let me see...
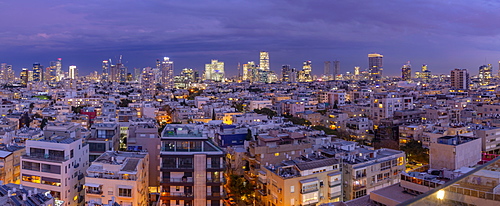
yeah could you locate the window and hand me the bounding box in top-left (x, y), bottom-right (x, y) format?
top-left (70, 150), bottom-right (74, 158)
top-left (22, 161), bottom-right (40, 171)
top-left (118, 188), bottom-right (132, 197)
top-left (42, 164), bottom-right (61, 174)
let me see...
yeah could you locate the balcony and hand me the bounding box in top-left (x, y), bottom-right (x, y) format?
top-left (161, 177), bottom-right (193, 183)
top-left (78, 173), bottom-right (84, 180)
top-left (23, 153), bottom-right (69, 162)
top-left (329, 180), bottom-right (341, 187)
top-left (301, 187), bottom-right (318, 194)
top-left (257, 189), bottom-right (267, 196)
top-left (329, 192), bottom-right (341, 199)
top-left (86, 189), bottom-right (103, 195)
top-left (206, 178), bottom-right (223, 184)
top-left (87, 173), bottom-right (137, 181)
top-left (163, 192), bottom-right (193, 197)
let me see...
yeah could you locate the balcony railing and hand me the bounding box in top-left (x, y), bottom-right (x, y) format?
top-left (87, 173), bottom-right (137, 181)
top-left (329, 180), bottom-right (341, 187)
top-left (301, 187), bottom-right (318, 194)
top-left (23, 153), bottom-right (69, 162)
top-left (161, 177), bottom-right (193, 183)
top-left (163, 192), bottom-right (193, 197)
top-left (329, 192), bottom-right (341, 199)
top-left (86, 189), bottom-right (103, 195)
top-left (206, 178), bottom-right (223, 183)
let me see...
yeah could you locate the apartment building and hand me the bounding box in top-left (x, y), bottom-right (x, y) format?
top-left (320, 140), bottom-right (406, 201)
top-left (259, 156), bottom-right (342, 206)
top-left (370, 93), bottom-right (413, 124)
top-left (0, 145), bottom-right (25, 184)
top-left (89, 123), bottom-right (120, 161)
top-left (20, 136), bottom-right (89, 206)
top-left (430, 135), bottom-right (481, 170)
top-left (85, 151), bottom-right (149, 206)
top-left (159, 124), bottom-right (225, 206)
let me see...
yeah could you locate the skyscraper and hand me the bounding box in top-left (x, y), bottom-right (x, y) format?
top-left (205, 60), bottom-right (224, 82)
top-left (451, 68), bottom-right (469, 90)
top-left (324, 61), bottom-right (331, 80)
top-left (259, 51), bottom-right (269, 71)
top-left (32, 62), bottom-right (43, 82)
top-left (117, 56), bottom-right (127, 83)
top-left (0, 63), bottom-right (14, 84)
top-left (479, 64), bottom-right (492, 86)
top-left (368, 53), bottom-right (383, 81)
top-left (298, 60), bottom-right (312, 82)
top-left (160, 57), bottom-right (174, 89)
top-left (333, 60), bottom-right (340, 80)
top-left (243, 61), bottom-right (257, 82)
top-left (401, 61), bottom-right (411, 81)
top-left (282, 65), bottom-right (291, 82)
top-left (102, 60), bottom-right (110, 82)
top-left (20, 68), bottom-right (28, 85)
top-left (55, 58), bottom-right (62, 81)
top-left (69, 65), bottom-right (78, 79)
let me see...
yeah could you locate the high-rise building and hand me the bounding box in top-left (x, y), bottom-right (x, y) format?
top-left (324, 61), bottom-right (331, 80)
top-left (32, 63), bottom-right (44, 82)
top-left (354, 66), bottom-right (360, 76)
top-left (141, 67), bottom-right (156, 96)
top-left (401, 61), bottom-right (412, 81)
top-left (160, 57), bottom-right (174, 89)
top-left (450, 68), bottom-right (469, 90)
top-left (259, 51), bottom-right (269, 71)
top-left (298, 60), bottom-right (312, 82)
top-left (102, 60), bottom-right (110, 82)
top-left (333, 60), bottom-right (340, 80)
top-left (479, 64), bottom-right (492, 86)
top-left (117, 56), bottom-right (127, 83)
top-left (69, 65), bottom-right (77, 79)
top-left (282, 64), bottom-right (291, 82)
top-left (368, 53), bottom-right (383, 81)
top-left (54, 58), bottom-right (62, 81)
top-left (205, 60), bottom-right (224, 82)
top-left (159, 124), bottom-right (225, 206)
top-left (0, 63), bottom-right (14, 84)
top-left (243, 61), bottom-right (257, 82)
top-left (20, 68), bottom-right (28, 85)
top-left (420, 64), bottom-right (431, 82)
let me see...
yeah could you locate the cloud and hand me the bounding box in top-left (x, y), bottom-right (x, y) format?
top-left (0, 0), bottom-right (499, 75)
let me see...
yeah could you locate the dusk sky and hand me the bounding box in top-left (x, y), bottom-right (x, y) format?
top-left (1, 0), bottom-right (500, 76)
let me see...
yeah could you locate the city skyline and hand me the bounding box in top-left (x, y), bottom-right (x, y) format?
top-left (1, 1), bottom-right (500, 76)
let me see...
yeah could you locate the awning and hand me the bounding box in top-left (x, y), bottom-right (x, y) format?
top-left (84, 183), bottom-right (101, 188)
top-left (118, 185), bottom-right (134, 189)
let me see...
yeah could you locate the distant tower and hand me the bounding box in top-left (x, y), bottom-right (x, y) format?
top-left (451, 68), bottom-right (469, 90)
top-left (102, 60), bottom-right (110, 82)
top-left (401, 61), bottom-right (411, 81)
top-left (205, 60), bottom-right (224, 82)
top-left (161, 57), bottom-right (174, 89)
top-left (32, 63), bottom-right (44, 82)
top-left (479, 64), bottom-right (492, 86)
top-left (324, 61), bottom-right (331, 80)
top-left (259, 51), bottom-right (269, 71)
top-left (69, 65), bottom-right (78, 79)
top-left (333, 60), bottom-right (340, 80)
top-left (243, 61), bottom-right (257, 82)
top-left (117, 56), bottom-right (127, 83)
top-left (0, 63), bottom-right (14, 84)
top-left (20, 68), bottom-right (28, 85)
top-left (55, 58), bottom-right (62, 81)
top-left (299, 60), bottom-right (312, 82)
top-left (354, 66), bottom-right (360, 76)
top-left (368, 53), bottom-right (383, 81)
top-left (282, 65), bottom-right (291, 82)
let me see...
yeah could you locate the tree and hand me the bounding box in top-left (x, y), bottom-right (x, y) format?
top-left (286, 117), bottom-right (311, 126)
top-left (254, 108), bottom-right (277, 119)
top-left (118, 99), bottom-right (132, 107)
top-left (212, 108), bottom-right (216, 120)
top-left (333, 100), bottom-right (339, 109)
top-left (400, 139), bottom-right (429, 164)
top-left (40, 118), bottom-right (48, 130)
top-left (245, 129), bottom-right (253, 141)
top-left (227, 174), bottom-right (254, 204)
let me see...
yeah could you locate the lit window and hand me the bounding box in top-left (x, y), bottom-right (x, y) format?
top-left (274, 153), bottom-right (279, 157)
